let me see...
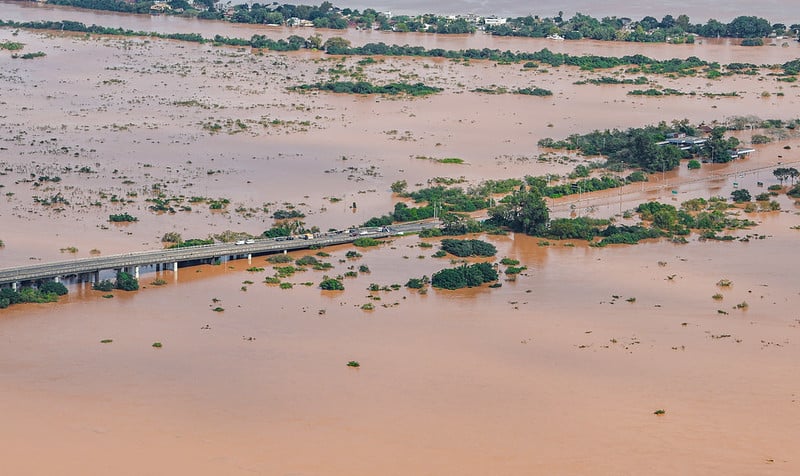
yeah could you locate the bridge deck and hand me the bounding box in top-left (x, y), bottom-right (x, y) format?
top-left (0, 222), bottom-right (437, 285)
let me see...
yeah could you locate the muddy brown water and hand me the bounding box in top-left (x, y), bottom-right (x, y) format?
top-left (1, 6), bottom-right (800, 475)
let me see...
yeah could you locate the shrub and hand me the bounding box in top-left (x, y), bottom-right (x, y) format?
top-left (626, 171), bottom-right (648, 182)
top-left (353, 237), bottom-right (381, 247)
top-left (92, 280), bottom-right (114, 292)
top-left (267, 254), bottom-right (294, 263)
top-left (406, 278), bottom-right (425, 289)
top-left (687, 159), bottom-right (701, 170)
top-left (39, 280), bottom-right (68, 296)
top-left (171, 238), bottom-right (213, 248)
top-left (505, 266), bottom-right (527, 275)
top-left (390, 180), bottom-right (407, 193)
top-left (754, 192), bottom-right (770, 201)
top-left (345, 250), bottom-right (362, 258)
top-left (731, 189), bottom-right (751, 203)
top-left (500, 258), bottom-right (520, 266)
top-left (320, 278), bottom-right (345, 290)
top-left (419, 228), bottom-right (442, 238)
top-left (161, 232), bottom-right (183, 243)
top-left (115, 271), bottom-right (139, 291)
top-left (295, 255), bottom-right (321, 266)
top-left (108, 213), bottom-right (138, 222)
top-left (279, 282), bottom-right (293, 289)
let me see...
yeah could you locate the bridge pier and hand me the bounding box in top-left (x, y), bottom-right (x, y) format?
top-left (134, 266), bottom-right (140, 279)
top-left (247, 253), bottom-right (252, 264)
top-left (12, 282), bottom-right (18, 291)
top-left (54, 276), bottom-right (60, 283)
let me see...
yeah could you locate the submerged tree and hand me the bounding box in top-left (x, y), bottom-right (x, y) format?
top-left (487, 185), bottom-right (549, 235)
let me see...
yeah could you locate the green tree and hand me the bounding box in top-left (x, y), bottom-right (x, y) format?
top-left (731, 189), bottom-right (751, 203)
top-left (39, 280), bottom-right (68, 296)
top-left (774, 167), bottom-right (790, 185)
top-left (323, 37), bottom-right (351, 54)
top-left (115, 271), bottom-right (139, 291)
top-left (488, 186), bottom-right (549, 235)
top-left (319, 278), bottom-right (344, 290)
top-left (390, 180), bottom-right (407, 193)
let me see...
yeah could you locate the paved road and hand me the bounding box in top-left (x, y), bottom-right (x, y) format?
top-left (0, 221), bottom-right (439, 286)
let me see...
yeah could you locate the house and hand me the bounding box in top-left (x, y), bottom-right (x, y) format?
top-left (657, 133), bottom-right (707, 150)
top-left (484, 16), bottom-right (507, 26)
top-left (150, 2), bottom-right (172, 13)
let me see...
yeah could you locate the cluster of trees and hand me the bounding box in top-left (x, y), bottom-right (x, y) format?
top-left (539, 175), bottom-right (625, 198)
top-left (169, 238), bottom-right (214, 248)
top-left (701, 128), bottom-right (741, 163)
top-left (431, 263), bottom-right (498, 290)
top-left (0, 281), bottom-right (68, 309)
top-left (0, 19), bottom-right (205, 43)
top-left (439, 239), bottom-right (497, 257)
top-left (489, 12), bottom-right (787, 42)
top-left (636, 200), bottom-right (755, 234)
top-left (108, 212), bottom-right (137, 222)
top-left (93, 271), bottom-right (140, 291)
top-left (363, 186), bottom-right (493, 228)
top-left (538, 123), bottom-right (745, 171)
top-left (225, 1), bottom-right (348, 28)
top-left (324, 39), bottom-right (714, 75)
top-left (291, 81), bottom-right (442, 96)
top-left (773, 167), bottom-right (800, 185)
top-left (487, 186), bottom-right (550, 236)
top-left (48, 0), bottom-right (159, 14)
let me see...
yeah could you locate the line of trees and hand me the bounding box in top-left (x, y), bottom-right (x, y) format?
top-left (489, 13), bottom-right (787, 42)
top-left (0, 281), bottom-right (69, 309)
top-left (8, 19), bottom-right (800, 79)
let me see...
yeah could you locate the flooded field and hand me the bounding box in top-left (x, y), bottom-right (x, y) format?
top-left (1, 4), bottom-right (800, 475)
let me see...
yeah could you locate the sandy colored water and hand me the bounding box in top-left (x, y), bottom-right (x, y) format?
top-left (2, 228), bottom-right (800, 475)
top-left (2, 5), bottom-right (800, 475)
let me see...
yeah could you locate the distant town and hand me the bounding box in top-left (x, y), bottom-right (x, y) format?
top-left (40, 0), bottom-right (800, 43)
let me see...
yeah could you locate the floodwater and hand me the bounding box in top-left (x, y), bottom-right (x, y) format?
top-left (2, 4), bottom-right (800, 475)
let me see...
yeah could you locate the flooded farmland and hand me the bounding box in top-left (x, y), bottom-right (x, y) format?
top-left (1, 3), bottom-right (800, 475)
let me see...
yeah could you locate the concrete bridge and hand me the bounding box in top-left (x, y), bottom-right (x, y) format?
top-left (0, 222), bottom-right (438, 290)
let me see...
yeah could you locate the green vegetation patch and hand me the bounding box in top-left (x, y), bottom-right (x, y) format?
top-left (440, 239), bottom-right (497, 257)
top-left (431, 263), bottom-right (499, 290)
top-left (291, 81), bottom-right (442, 97)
